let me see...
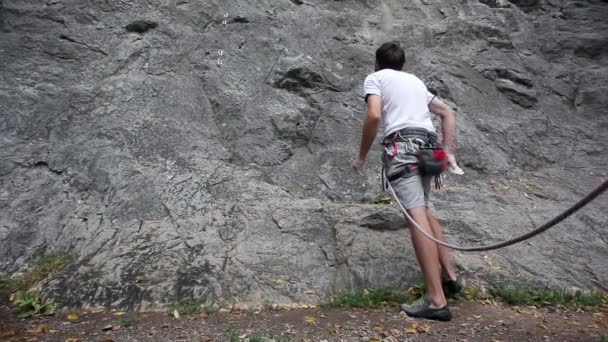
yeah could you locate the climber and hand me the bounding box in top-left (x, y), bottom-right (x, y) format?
top-left (352, 41), bottom-right (464, 321)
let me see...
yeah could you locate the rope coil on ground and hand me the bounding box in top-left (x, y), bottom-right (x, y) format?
top-left (385, 176), bottom-right (608, 252)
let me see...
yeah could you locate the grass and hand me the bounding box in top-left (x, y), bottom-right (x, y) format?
top-left (321, 288), bottom-right (418, 309)
top-left (120, 317), bottom-right (140, 327)
top-left (0, 277), bottom-right (18, 290)
top-left (320, 282), bottom-right (608, 310)
top-left (172, 302), bottom-right (202, 316)
top-left (1, 252), bottom-right (71, 292)
top-left (225, 326), bottom-right (240, 342)
top-left (372, 195), bottom-right (392, 205)
top-left (12, 290), bottom-right (55, 318)
top-left (488, 285), bottom-right (608, 308)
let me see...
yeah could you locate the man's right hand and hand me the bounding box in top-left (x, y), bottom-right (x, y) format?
top-left (352, 159), bottom-right (366, 174)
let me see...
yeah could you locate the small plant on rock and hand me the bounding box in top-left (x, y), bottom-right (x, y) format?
top-left (12, 290), bottom-right (55, 318)
top-left (172, 301), bottom-right (202, 316)
top-left (225, 326), bottom-right (240, 342)
top-left (120, 317), bottom-right (140, 327)
top-left (3, 252), bottom-right (71, 292)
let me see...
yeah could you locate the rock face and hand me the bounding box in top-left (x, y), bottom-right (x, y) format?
top-left (0, 0), bottom-right (607, 309)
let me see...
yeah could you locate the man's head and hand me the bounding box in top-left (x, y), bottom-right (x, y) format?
top-left (374, 41), bottom-right (405, 71)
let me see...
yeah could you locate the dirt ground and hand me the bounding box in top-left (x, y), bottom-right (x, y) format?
top-left (1, 293), bottom-right (607, 342)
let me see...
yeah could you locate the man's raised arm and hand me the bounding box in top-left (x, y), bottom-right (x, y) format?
top-left (429, 97), bottom-right (456, 155)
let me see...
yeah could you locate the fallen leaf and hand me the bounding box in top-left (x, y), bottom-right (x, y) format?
top-left (481, 299), bottom-right (497, 306)
top-left (274, 278), bottom-right (285, 285)
top-left (372, 326), bottom-right (383, 333)
top-left (114, 312), bottom-right (126, 316)
top-left (98, 339), bottom-right (114, 342)
top-left (31, 324), bottom-right (50, 334)
top-left (473, 315), bottom-right (482, 319)
top-left (65, 338), bottom-right (80, 342)
top-left (101, 325), bottom-right (113, 331)
top-left (0, 330), bottom-right (16, 338)
top-left (67, 313), bottom-right (79, 320)
top-left (405, 326), bottom-right (418, 334)
top-left (9, 293), bottom-right (15, 302)
top-left (304, 316), bottom-right (316, 324)
top-left (417, 324), bottom-right (431, 333)
top-left (304, 289), bottom-right (316, 295)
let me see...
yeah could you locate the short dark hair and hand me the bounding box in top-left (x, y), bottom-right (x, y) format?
top-left (375, 41), bottom-right (405, 71)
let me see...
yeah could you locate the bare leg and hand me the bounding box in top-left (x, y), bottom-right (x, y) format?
top-left (406, 206), bottom-right (447, 307)
top-left (427, 210), bottom-right (457, 281)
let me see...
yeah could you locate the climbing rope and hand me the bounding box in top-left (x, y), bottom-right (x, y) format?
top-left (385, 175), bottom-right (608, 252)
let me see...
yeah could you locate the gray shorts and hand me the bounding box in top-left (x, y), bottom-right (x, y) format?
top-left (390, 173), bottom-right (432, 210)
top-left (382, 134), bottom-right (434, 210)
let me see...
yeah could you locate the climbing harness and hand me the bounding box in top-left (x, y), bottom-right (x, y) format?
top-left (382, 128), bottom-right (446, 190)
top-left (382, 129), bottom-right (608, 252)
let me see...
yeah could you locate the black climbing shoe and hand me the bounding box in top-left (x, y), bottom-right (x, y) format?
top-left (400, 297), bottom-right (452, 322)
top-left (443, 279), bottom-right (463, 298)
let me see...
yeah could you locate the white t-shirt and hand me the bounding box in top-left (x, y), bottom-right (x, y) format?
top-left (363, 69), bottom-right (436, 137)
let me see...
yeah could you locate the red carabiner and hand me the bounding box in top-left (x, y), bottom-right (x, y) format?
top-left (389, 141), bottom-right (398, 157)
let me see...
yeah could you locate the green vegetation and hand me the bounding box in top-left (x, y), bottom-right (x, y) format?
top-left (172, 302), bottom-right (202, 316)
top-left (1, 252), bottom-right (71, 292)
top-left (12, 290), bottom-right (55, 318)
top-left (372, 196), bottom-right (392, 205)
top-left (203, 303), bottom-right (221, 315)
top-left (1, 252), bottom-right (70, 319)
top-left (120, 317), bottom-right (140, 327)
top-left (321, 288), bottom-right (417, 309)
top-left (488, 285), bottom-right (608, 308)
top-left (0, 276), bottom-right (18, 290)
top-left (225, 326), bottom-right (240, 342)
top-left (320, 282), bottom-right (607, 310)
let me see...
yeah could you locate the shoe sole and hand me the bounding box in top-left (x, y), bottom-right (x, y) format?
top-left (401, 306), bottom-right (452, 322)
top-left (405, 311), bottom-right (452, 322)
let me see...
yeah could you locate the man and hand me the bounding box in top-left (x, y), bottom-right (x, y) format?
top-left (352, 41), bottom-right (462, 321)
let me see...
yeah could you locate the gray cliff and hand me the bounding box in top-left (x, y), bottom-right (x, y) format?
top-left (0, 0), bottom-right (606, 310)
